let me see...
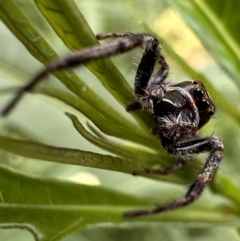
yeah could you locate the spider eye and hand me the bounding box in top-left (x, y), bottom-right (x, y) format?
top-left (209, 110), bottom-right (215, 116)
top-left (200, 99), bottom-right (210, 109)
top-left (194, 88), bottom-right (205, 98)
top-left (193, 80), bottom-right (198, 85)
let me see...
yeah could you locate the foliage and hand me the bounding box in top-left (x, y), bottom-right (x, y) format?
top-left (0, 0), bottom-right (239, 240)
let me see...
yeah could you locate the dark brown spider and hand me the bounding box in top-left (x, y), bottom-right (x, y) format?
top-left (1, 32), bottom-right (224, 217)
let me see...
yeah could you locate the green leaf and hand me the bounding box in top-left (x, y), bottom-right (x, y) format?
top-left (0, 166), bottom-right (239, 241)
top-left (164, 0), bottom-right (240, 88)
top-left (0, 135), bottom-right (139, 173)
top-left (0, 165), bottom-right (148, 241)
top-left (65, 112), bottom-right (168, 162)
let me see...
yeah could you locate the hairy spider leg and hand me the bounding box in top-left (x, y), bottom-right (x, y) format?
top-left (2, 33), bottom-right (157, 116)
top-left (97, 33), bottom-right (169, 85)
top-left (96, 32), bottom-right (135, 40)
top-left (124, 34), bottom-right (170, 111)
top-left (134, 36), bottom-right (167, 96)
top-left (124, 136), bottom-right (223, 217)
top-left (97, 32), bottom-right (169, 96)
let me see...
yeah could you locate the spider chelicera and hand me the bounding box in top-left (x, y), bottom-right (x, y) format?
top-left (1, 32), bottom-right (224, 217)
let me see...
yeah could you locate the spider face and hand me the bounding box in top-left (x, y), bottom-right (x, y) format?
top-left (173, 80), bottom-right (215, 129)
top-left (1, 32), bottom-right (224, 218)
top-left (149, 80), bottom-right (215, 143)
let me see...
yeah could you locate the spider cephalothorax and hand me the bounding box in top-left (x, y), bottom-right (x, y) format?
top-left (151, 80), bottom-right (215, 142)
top-left (1, 32), bottom-right (224, 217)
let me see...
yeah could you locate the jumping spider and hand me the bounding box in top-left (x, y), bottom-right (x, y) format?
top-left (2, 32), bottom-right (224, 217)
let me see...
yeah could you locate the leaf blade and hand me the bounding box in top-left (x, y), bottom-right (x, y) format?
top-left (165, 0), bottom-right (240, 87)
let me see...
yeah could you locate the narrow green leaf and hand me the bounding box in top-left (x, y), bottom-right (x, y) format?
top-left (65, 112), bottom-right (131, 157)
top-left (0, 135), bottom-right (139, 173)
top-left (210, 174), bottom-right (240, 211)
top-left (65, 112), bottom-right (169, 163)
top-left (165, 0), bottom-right (240, 88)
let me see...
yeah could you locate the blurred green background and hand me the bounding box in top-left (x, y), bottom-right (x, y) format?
top-left (0, 0), bottom-right (240, 241)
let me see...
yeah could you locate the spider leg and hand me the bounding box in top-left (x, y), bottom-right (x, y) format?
top-left (126, 34), bottom-right (169, 111)
top-left (97, 32), bottom-right (168, 112)
top-left (124, 136), bottom-right (223, 217)
top-left (1, 33), bottom-right (157, 116)
top-left (96, 32), bottom-right (135, 40)
top-left (133, 136), bottom-right (215, 175)
top-left (97, 30), bottom-right (168, 89)
top-left (134, 36), bottom-right (168, 96)
top-left (148, 54), bottom-right (169, 87)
